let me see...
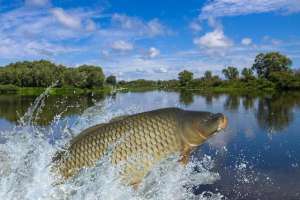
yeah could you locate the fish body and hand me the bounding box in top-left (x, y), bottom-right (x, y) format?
top-left (53, 107), bottom-right (227, 185)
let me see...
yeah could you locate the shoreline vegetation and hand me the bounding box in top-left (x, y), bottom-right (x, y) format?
top-left (0, 52), bottom-right (299, 96)
top-left (0, 85), bottom-right (112, 96)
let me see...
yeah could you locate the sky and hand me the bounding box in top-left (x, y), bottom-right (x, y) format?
top-left (0, 0), bottom-right (299, 80)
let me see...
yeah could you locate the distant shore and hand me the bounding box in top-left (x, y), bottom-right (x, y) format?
top-left (0, 85), bottom-right (112, 96)
top-left (1, 52), bottom-right (299, 96)
top-left (0, 83), bottom-right (275, 96)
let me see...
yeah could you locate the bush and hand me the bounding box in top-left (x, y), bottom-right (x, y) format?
top-left (269, 71), bottom-right (300, 89)
top-left (0, 60), bottom-right (105, 89)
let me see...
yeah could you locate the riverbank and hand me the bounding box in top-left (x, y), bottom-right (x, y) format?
top-left (117, 80), bottom-right (277, 96)
top-left (0, 83), bottom-right (276, 96)
top-left (0, 84), bottom-right (112, 96)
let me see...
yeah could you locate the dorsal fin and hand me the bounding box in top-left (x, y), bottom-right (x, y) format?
top-left (109, 115), bottom-right (130, 123)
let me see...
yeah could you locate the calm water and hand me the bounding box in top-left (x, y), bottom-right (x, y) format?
top-left (0, 90), bottom-right (299, 200)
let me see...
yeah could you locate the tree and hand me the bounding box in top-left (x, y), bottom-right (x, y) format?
top-left (76, 65), bottom-right (105, 88)
top-left (241, 68), bottom-right (254, 80)
top-left (0, 61), bottom-right (105, 89)
top-left (222, 66), bottom-right (239, 80)
top-left (178, 70), bottom-right (193, 87)
top-left (200, 71), bottom-right (222, 87)
top-left (268, 71), bottom-right (300, 89)
top-left (204, 70), bottom-right (212, 80)
top-left (252, 52), bottom-right (292, 79)
top-left (106, 75), bottom-right (117, 86)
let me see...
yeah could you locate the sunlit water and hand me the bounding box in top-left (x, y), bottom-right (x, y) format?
top-left (0, 90), bottom-right (300, 199)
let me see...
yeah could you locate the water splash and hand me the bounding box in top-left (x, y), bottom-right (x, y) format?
top-left (0, 89), bottom-right (224, 200)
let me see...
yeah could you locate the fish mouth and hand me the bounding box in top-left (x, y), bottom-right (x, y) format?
top-left (217, 114), bottom-right (228, 131)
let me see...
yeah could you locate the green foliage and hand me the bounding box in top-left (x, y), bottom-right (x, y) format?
top-left (0, 60), bottom-right (64, 87)
top-left (0, 85), bottom-right (18, 94)
top-left (204, 70), bottom-right (212, 80)
top-left (241, 68), bottom-right (254, 80)
top-left (222, 66), bottom-right (239, 80)
top-left (268, 71), bottom-right (300, 89)
top-left (0, 60), bottom-right (105, 89)
top-left (157, 79), bottom-right (179, 88)
top-left (77, 65), bottom-right (105, 88)
top-left (191, 73), bottom-right (222, 88)
top-left (178, 70), bottom-right (193, 87)
top-left (118, 79), bottom-right (158, 90)
top-left (255, 78), bottom-right (276, 90)
top-left (252, 52), bottom-right (292, 79)
top-left (106, 75), bottom-right (117, 86)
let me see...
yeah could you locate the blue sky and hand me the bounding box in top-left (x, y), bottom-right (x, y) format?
top-left (0, 0), bottom-right (299, 80)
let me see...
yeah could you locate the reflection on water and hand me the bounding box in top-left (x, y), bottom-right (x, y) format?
top-left (178, 90), bottom-right (300, 133)
top-left (0, 94), bottom-right (105, 126)
top-left (179, 90), bottom-right (194, 106)
top-left (256, 93), bottom-right (300, 132)
top-left (1, 91), bottom-right (299, 132)
top-left (224, 95), bottom-right (240, 111)
top-left (242, 95), bottom-right (254, 111)
top-left (0, 90), bottom-right (300, 199)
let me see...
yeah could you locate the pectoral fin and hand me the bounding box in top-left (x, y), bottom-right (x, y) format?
top-left (179, 145), bottom-right (192, 165)
top-left (131, 181), bottom-right (141, 190)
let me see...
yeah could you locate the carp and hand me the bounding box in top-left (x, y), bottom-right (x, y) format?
top-left (52, 107), bottom-right (227, 186)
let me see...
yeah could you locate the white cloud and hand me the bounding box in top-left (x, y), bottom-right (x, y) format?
top-left (241, 38), bottom-right (252, 45)
top-left (0, 2), bottom-right (172, 63)
top-left (193, 29), bottom-right (233, 49)
top-left (112, 14), bottom-right (141, 29)
top-left (101, 50), bottom-right (110, 57)
top-left (0, 37), bottom-right (77, 58)
top-left (135, 67), bottom-right (147, 73)
top-left (200, 0), bottom-right (300, 19)
top-left (111, 14), bottom-right (168, 37)
top-left (154, 67), bottom-right (168, 73)
top-left (111, 40), bottom-right (133, 51)
top-left (51, 8), bottom-right (81, 29)
top-left (147, 19), bottom-right (166, 36)
top-left (263, 36), bottom-right (282, 46)
top-left (148, 47), bottom-right (160, 58)
top-left (85, 19), bottom-right (96, 32)
top-left (189, 21), bottom-right (202, 32)
top-left (0, 8), bottom-right (83, 59)
top-left (25, 0), bottom-right (49, 7)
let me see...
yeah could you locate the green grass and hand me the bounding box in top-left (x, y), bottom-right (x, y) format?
top-left (0, 84), bottom-right (19, 94)
top-left (0, 79), bottom-right (281, 96)
top-left (118, 83), bottom-right (276, 95)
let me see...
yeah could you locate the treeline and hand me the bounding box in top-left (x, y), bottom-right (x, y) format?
top-left (119, 52), bottom-right (300, 91)
top-left (0, 52), bottom-right (299, 93)
top-left (0, 60), bottom-right (110, 89)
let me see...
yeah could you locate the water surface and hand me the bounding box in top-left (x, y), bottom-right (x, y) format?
top-left (0, 91), bottom-right (299, 200)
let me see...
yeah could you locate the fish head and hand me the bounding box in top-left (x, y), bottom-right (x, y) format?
top-left (181, 111), bottom-right (228, 146)
top-left (198, 113), bottom-right (228, 136)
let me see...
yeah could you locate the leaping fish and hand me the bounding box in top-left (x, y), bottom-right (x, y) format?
top-left (52, 107), bottom-right (228, 186)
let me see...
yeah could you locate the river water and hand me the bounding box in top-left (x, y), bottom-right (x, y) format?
top-left (0, 90), bottom-right (299, 200)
